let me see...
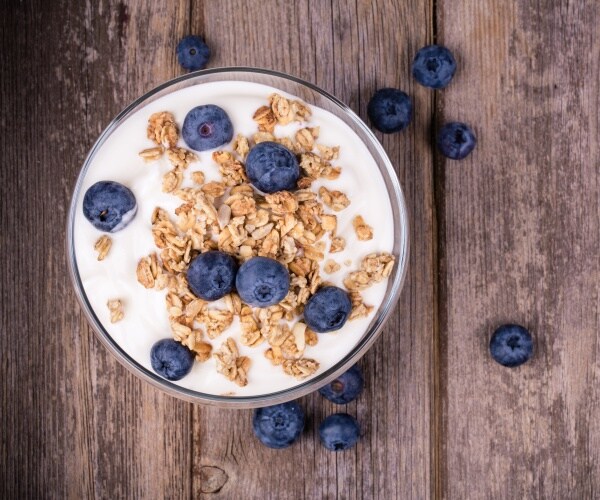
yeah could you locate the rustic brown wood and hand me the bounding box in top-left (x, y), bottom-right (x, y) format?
top-left (1, 1), bottom-right (193, 498)
top-left (193, 1), bottom-right (436, 498)
top-left (438, 1), bottom-right (600, 498)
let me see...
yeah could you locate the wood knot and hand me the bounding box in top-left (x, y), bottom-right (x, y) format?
top-left (199, 465), bottom-right (228, 494)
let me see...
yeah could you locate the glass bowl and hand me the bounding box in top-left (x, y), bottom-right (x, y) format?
top-left (66, 67), bottom-right (409, 408)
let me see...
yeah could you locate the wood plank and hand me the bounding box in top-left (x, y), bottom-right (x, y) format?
top-left (438, 0), bottom-right (600, 498)
top-left (0, 1), bottom-right (193, 498)
top-left (193, 1), bottom-right (436, 498)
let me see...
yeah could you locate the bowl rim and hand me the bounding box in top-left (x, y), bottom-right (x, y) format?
top-left (66, 66), bottom-right (409, 408)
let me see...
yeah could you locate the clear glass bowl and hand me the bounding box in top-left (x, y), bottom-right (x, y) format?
top-left (66, 67), bottom-right (409, 408)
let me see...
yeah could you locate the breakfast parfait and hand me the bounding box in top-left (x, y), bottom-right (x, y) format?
top-left (72, 80), bottom-right (396, 397)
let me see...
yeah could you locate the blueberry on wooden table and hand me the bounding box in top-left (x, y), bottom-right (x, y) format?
top-left (83, 180), bottom-right (137, 232)
top-left (235, 256), bottom-right (290, 308)
top-left (186, 251), bottom-right (238, 301)
top-left (319, 413), bottom-right (360, 451)
top-left (244, 141), bottom-right (299, 193)
top-left (489, 324), bottom-right (533, 367)
top-left (176, 35), bottom-right (211, 71)
top-left (182, 104), bottom-right (233, 152)
top-left (437, 122), bottom-right (477, 160)
top-left (367, 88), bottom-right (412, 133)
top-left (412, 44), bottom-right (457, 89)
top-left (303, 286), bottom-right (352, 333)
top-left (150, 339), bottom-right (195, 381)
top-left (319, 365), bottom-right (364, 404)
top-left (253, 402), bottom-right (305, 449)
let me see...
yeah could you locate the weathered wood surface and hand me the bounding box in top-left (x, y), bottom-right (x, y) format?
top-left (438, 0), bottom-right (600, 499)
top-left (1, 0), bottom-right (599, 498)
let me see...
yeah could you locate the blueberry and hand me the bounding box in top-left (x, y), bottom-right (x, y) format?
top-left (367, 88), bottom-right (412, 134)
top-left (82, 180), bottom-right (137, 232)
top-left (412, 45), bottom-right (457, 89)
top-left (437, 122), bottom-right (477, 160)
top-left (489, 324), bottom-right (533, 367)
top-left (176, 35), bottom-right (211, 71)
top-left (319, 413), bottom-right (360, 451)
top-left (318, 365), bottom-right (364, 404)
top-left (235, 256), bottom-right (290, 308)
top-left (253, 401), bottom-right (305, 449)
top-left (182, 105), bottom-right (233, 152)
top-left (150, 338), bottom-right (195, 381)
top-left (187, 251), bottom-right (237, 301)
top-left (303, 286), bottom-right (351, 333)
top-left (245, 142), bottom-right (299, 193)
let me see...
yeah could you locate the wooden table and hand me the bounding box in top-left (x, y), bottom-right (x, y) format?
top-left (2, 0), bottom-right (599, 498)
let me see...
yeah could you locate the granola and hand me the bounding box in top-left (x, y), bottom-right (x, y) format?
top-left (127, 96), bottom-right (396, 389)
top-left (94, 235), bottom-right (112, 261)
top-left (107, 299), bottom-right (124, 323)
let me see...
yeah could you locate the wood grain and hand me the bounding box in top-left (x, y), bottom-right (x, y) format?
top-left (193, 1), bottom-right (436, 498)
top-left (438, 0), bottom-right (600, 498)
top-left (1, 1), bottom-right (193, 498)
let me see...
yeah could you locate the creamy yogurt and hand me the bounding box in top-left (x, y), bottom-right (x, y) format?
top-left (73, 81), bottom-right (394, 396)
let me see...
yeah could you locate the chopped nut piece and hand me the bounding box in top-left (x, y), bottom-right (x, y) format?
top-left (330, 236), bottom-right (346, 253)
top-left (353, 215), bottom-right (374, 241)
top-left (232, 134), bottom-right (250, 159)
top-left (217, 204), bottom-right (232, 229)
top-left (94, 235), bottom-right (112, 261)
top-left (139, 146), bottom-right (164, 161)
top-left (136, 254), bottom-right (160, 288)
top-left (282, 358), bottom-right (319, 379)
top-left (265, 191), bottom-right (298, 214)
top-left (107, 299), bottom-right (124, 323)
top-left (214, 338), bottom-right (250, 387)
top-left (200, 309), bottom-right (234, 339)
top-left (319, 186), bottom-right (350, 211)
top-left (344, 252), bottom-right (396, 291)
top-left (320, 214), bottom-right (337, 233)
top-left (253, 105), bottom-right (277, 133)
top-left (202, 181), bottom-right (227, 198)
top-left (147, 111), bottom-right (179, 148)
top-left (162, 169), bottom-right (183, 193)
top-left (292, 322), bottom-right (307, 353)
top-left (269, 93), bottom-right (294, 125)
top-left (191, 171), bottom-right (205, 185)
top-left (317, 144), bottom-right (340, 161)
top-left (324, 259), bottom-right (341, 274)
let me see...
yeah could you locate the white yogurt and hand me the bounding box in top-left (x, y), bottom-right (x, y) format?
top-left (73, 81), bottom-right (394, 396)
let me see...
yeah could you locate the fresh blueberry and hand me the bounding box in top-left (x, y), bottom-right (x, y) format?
top-left (437, 122), bottom-right (477, 160)
top-left (318, 365), bottom-right (364, 404)
top-left (489, 324), bottom-right (533, 367)
top-left (176, 35), bottom-right (211, 71)
top-left (235, 256), bottom-right (290, 308)
top-left (150, 338), bottom-right (195, 381)
top-left (82, 180), bottom-right (137, 232)
top-left (253, 401), bottom-right (305, 449)
top-left (412, 45), bottom-right (457, 89)
top-left (182, 105), bottom-right (233, 152)
top-left (319, 413), bottom-right (360, 451)
top-left (367, 88), bottom-right (412, 134)
top-left (187, 251), bottom-right (237, 301)
top-left (245, 141), bottom-right (299, 193)
top-left (303, 286), bottom-right (352, 333)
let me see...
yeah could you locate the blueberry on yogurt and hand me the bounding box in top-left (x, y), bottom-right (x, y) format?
top-left (150, 338), bottom-right (195, 381)
top-left (236, 256), bottom-right (290, 308)
top-left (303, 286), bottom-right (352, 333)
top-left (187, 251), bottom-right (238, 301)
top-left (182, 104), bottom-right (233, 152)
top-left (82, 180), bottom-right (137, 232)
top-left (253, 402), bottom-right (305, 449)
top-left (245, 141), bottom-right (299, 193)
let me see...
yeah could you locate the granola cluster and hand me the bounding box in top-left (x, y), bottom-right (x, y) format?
top-left (133, 93), bottom-right (395, 388)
